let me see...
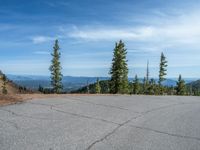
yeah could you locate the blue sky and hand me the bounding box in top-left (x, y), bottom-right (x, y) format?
top-left (0, 0), bottom-right (200, 78)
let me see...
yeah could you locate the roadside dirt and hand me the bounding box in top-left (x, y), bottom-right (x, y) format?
top-left (0, 94), bottom-right (55, 106)
top-left (0, 94), bottom-right (23, 106)
top-left (0, 94), bottom-right (108, 106)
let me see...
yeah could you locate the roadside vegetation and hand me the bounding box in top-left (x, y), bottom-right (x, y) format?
top-left (70, 40), bottom-right (198, 96)
top-left (1, 39), bottom-right (200, 96)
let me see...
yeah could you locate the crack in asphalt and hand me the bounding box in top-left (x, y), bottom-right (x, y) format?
top-left (0, 108), bottom-right (62, 121)
top-left (54, 97), bottom-right (140, 113)
top-left (28, 102), bottom-right (54, 108)
top-left (52, 108), bottom-right (120, 125)
top-left (85, 118), bottom-right (134, 150)
top-left (84, 101), bottom-right (200, 150)
top-left (142, 101), bottom-right (200, 115)
top-left (63, 98), bottom-right (134, 113)
top-left (26, 101), bottom-right (139, 126)
top-left (30, 99), bottom-right (131, 112)
top-left (0, 105), bottom-right (121, 126)
top-left (130, 125), bottom-right (200, 141)
top-left (28, 102), bottom-right (127, 125)
top-left (0, 118), bottom-right (19, 129)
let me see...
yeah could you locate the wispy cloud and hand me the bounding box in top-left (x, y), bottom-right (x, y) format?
top-left (33, 51), bottom-right (50, 55)
top-left (68, 26), bottom-right (154, 41)
top-left (32, 36), bottom-right (56, 44)
top-left (67, 9), bottom-right (200, 47)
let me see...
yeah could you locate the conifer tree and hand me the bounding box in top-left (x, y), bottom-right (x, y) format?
top-left (2, 74), bottom-right (7, 94)
top-left (143, 77), bottom-right (147, 94)
top-left (176, 75), bottom-right (185, 95)
top-left (86, 80), bottom-right (90, 94)
top-left (38, 85), bottom-right (44, 93)
top-left (148, 78), bottom-right (156, 95)
top-left (49, 40), bottom-right (63, 94)
top-left (95, 78), bottom-right (101, 94)
top-left (133, 75), bottom-right (140, 94)
top-left (144, 61), bottom-right (150, 94)
top-left (158, 52), bottom-right (167, 94)
top-left (110, 40), bottom-right (129, 94)
top-left (146, 60), bottom-right (149, 85)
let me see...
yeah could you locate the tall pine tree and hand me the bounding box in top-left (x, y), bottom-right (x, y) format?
top-left (158, 52), bottom-right (167, 94)
top-left (145, 60), bottom-right (150, 94)
top-left (49, 40), bottom-right (63, 94)
top-left (176, 74), bottom-right (185, 95)
top-left (110, 40), bottom-right (129, 94)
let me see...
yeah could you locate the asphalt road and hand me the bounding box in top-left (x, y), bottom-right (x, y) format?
top-left (0, 95), bottom-right (200, 150)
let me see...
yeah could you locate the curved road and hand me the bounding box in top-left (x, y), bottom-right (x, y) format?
top-left (0, 95), bottom-right (200, 150)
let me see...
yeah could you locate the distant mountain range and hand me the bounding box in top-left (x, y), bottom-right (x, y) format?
top-left (7, 75), bottom-right (109, 92)
top-left (7, 75), bottom-right (198, 92)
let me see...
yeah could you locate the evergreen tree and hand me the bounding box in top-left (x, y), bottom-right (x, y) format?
top-left (146, 60), bottom-right (149, 85)
top-left (143, 77), bottom-right (147, 94)
top-left (176, 75), bottom-right (185, 95)
top-left (148, 78), bottom-right (156, 95)
top-left (2, 74), bottom-right (7, 94)
top-left (49, 40), bottom-right (63, 93)
top-left (38, 85), bottom-right (44, 93)
top-left (86, 79), bottom-right (90, 94)
top-left (144, 61), bottom-right (150, 94)
top-left (95, 78), bottom-right (101, 94)
top-left (133, 75), bottom-right (140, 94)
top-left (158, 52), bottom-right (168, 94)
top-left (109, 40), bottom-right (129, 94)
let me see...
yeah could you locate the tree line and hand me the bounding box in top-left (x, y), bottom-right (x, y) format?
top-left (47, 39), bottom-right (189, 95)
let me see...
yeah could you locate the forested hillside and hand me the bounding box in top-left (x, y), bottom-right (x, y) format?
top-left (187, 80), bottom-right (200, 95)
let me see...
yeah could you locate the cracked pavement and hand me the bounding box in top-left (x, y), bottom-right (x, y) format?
top-left (0, 95), bottom-right (200, 150)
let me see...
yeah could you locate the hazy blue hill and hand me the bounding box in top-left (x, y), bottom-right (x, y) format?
top-left (6, 75), bottom-right (197, 92)
top-left (7, 75), bottom-right (109, 92)
top-left (7, 75), bottom-right (50, 81)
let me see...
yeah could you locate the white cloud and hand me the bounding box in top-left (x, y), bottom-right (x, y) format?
top-left (33, 51), bottom-right (50, 55)
top-left (67, 9), bottom-right (200, 48)
top-left (68, 26), bottom-right (154, 41)
top-left (32, 36), bottom-right (55, 44)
